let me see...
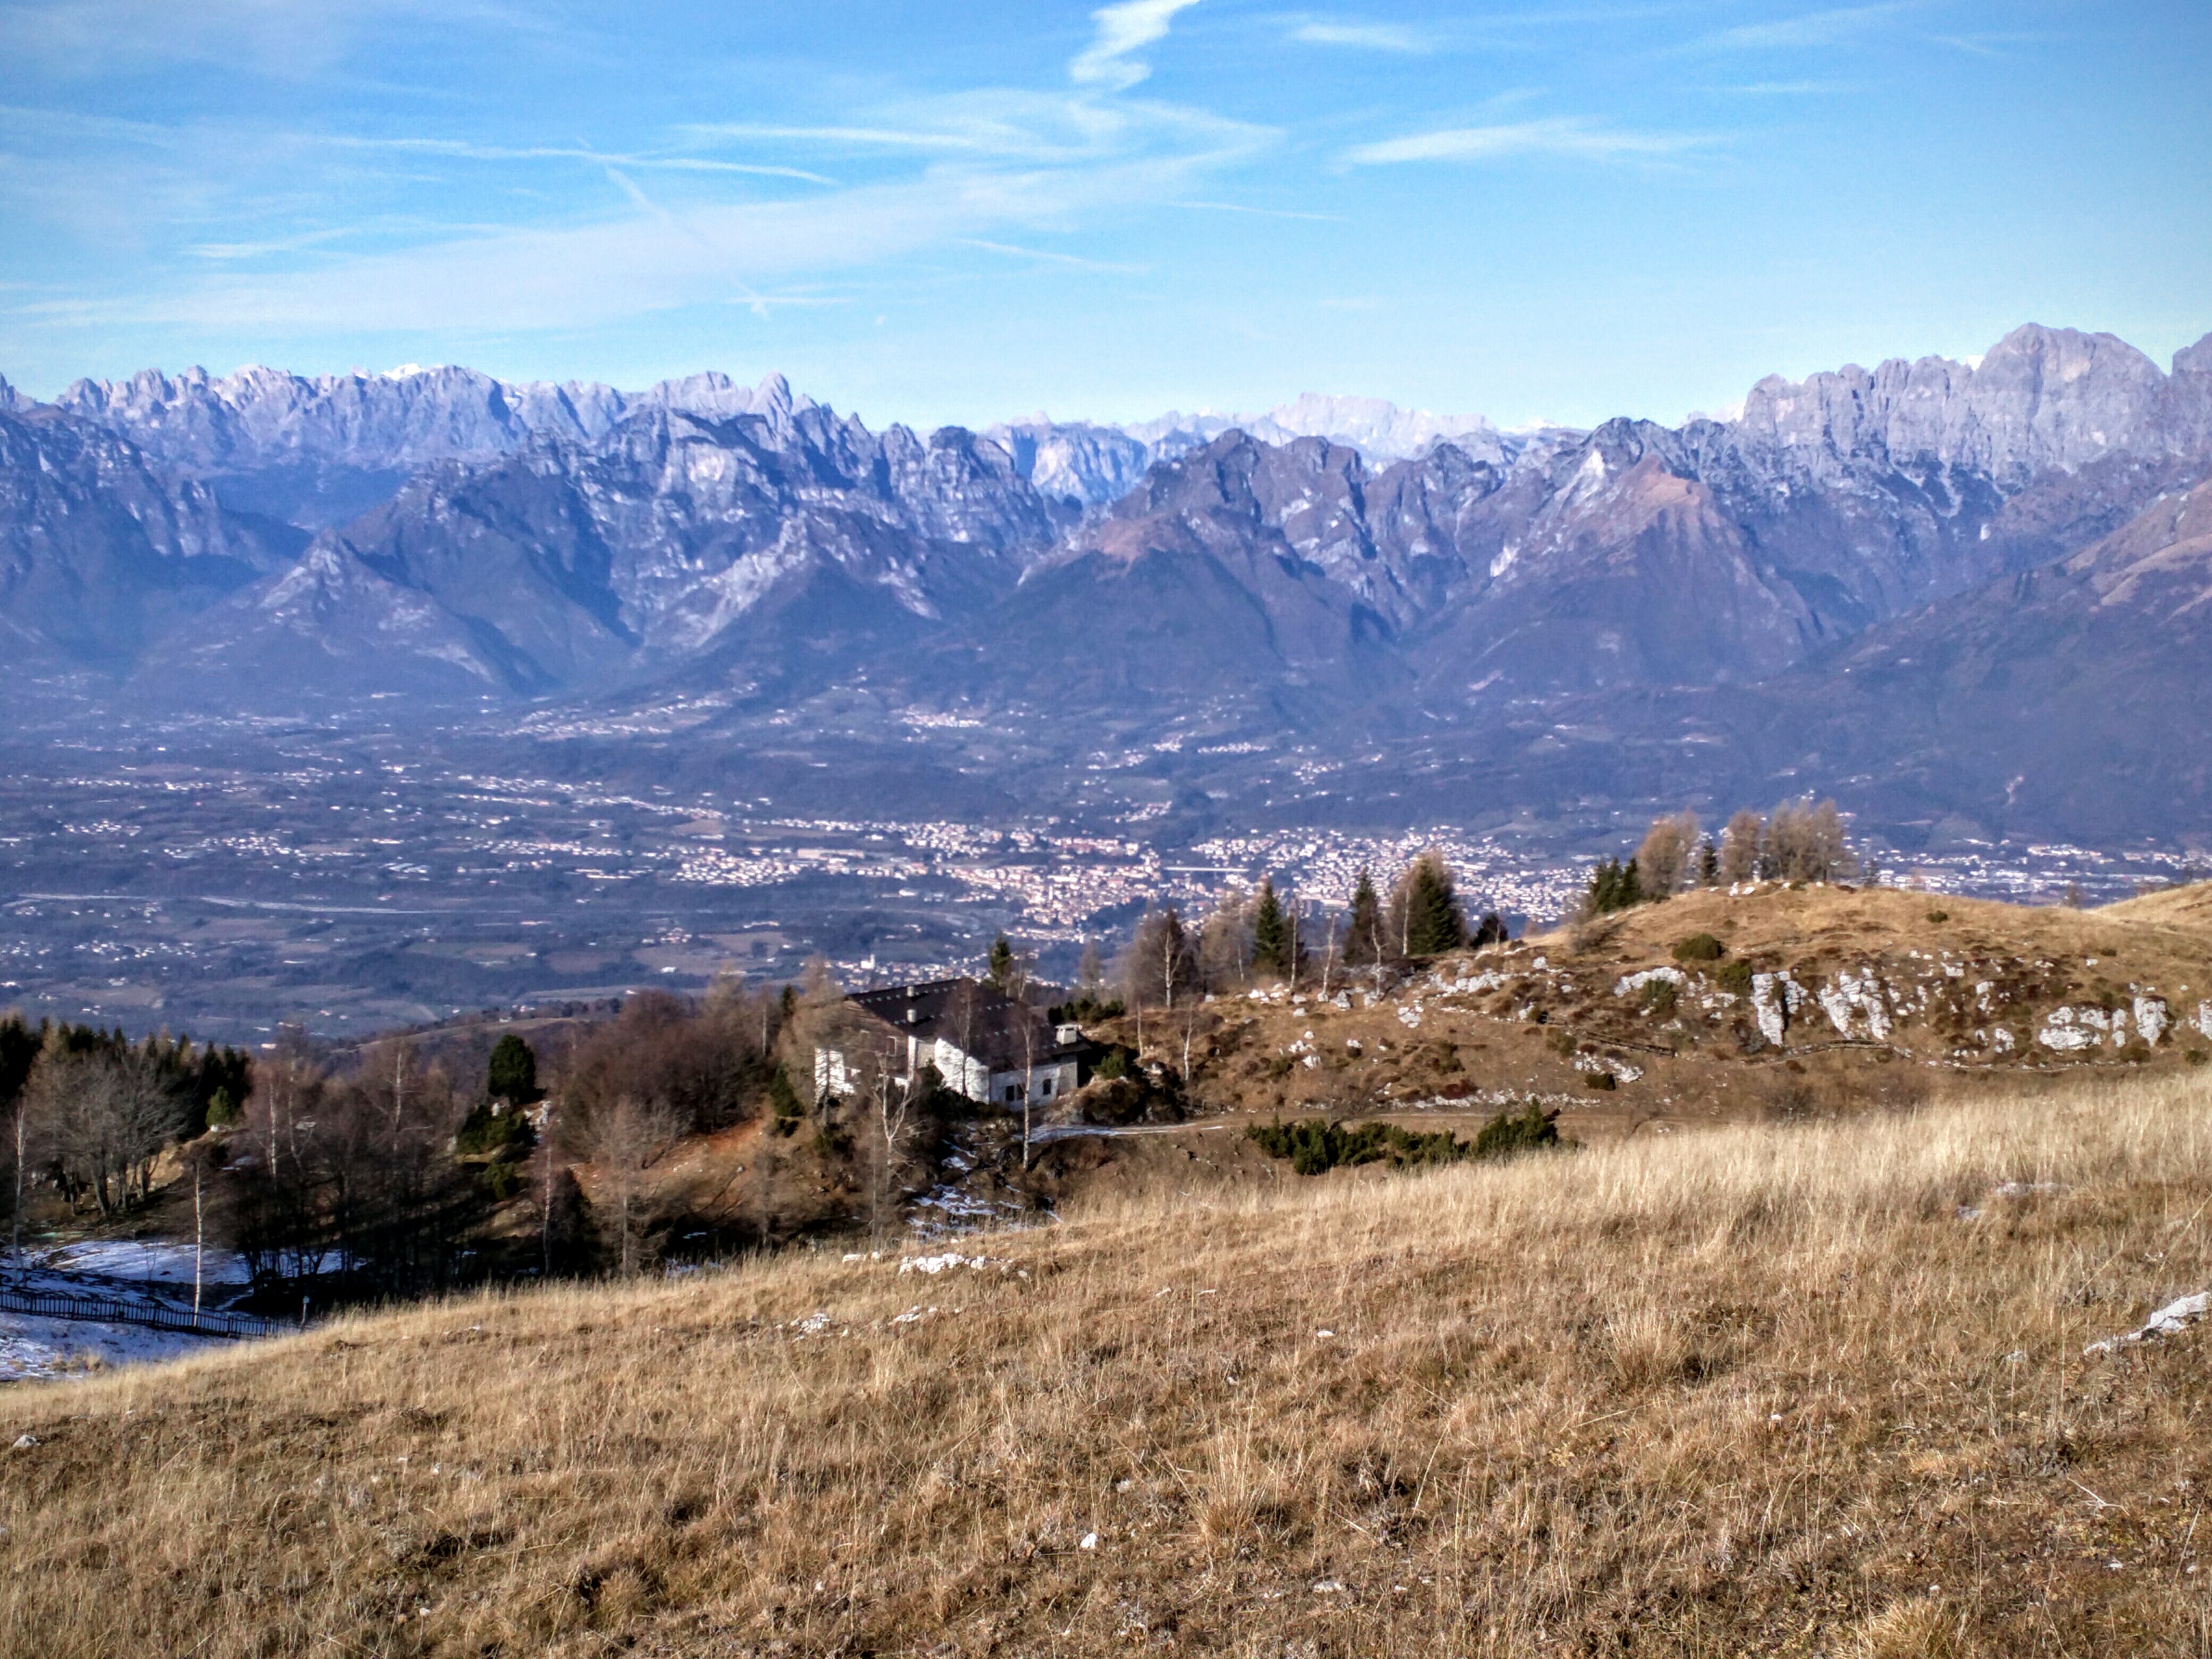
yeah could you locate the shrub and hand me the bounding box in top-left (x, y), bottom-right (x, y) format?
top-left (1672, 933), bottom-right (1725, 962)
top-left (1717, 959), bottom-right (1755, 995)
top-left (2184, 1049), bottom-right (2208, 1067)
top-left (1640, 979), bottom-right (1679, 1018)
top-left (205, 1086), bottom-right (241, 1127)
top-left (767, 1065), bottom-right (803, 1136)
top-left (1248, 1104), bottom-right (1559, 1175)
top-left (456, 1102), bottom-right (534, 1157)
top-left (1926, 909), bottom-right (1950, 924)
top-left (1472, 1102), bottom-right (1561, 1158)
top-left (1546, 1028), bottom-right (1578, 1058)
top-left (1050, 995), bottom-right (1125, 1024)
top-left (480, 1161), bottom-right (522, 1201)
top-left (1092, 1046), bottom-right (1134, 1082)
top-left (1582, 1071), bottom-right (1616, 1091)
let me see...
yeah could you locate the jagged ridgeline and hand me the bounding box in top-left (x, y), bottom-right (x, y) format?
top-left (4, 324), bottom-right (2212, 837)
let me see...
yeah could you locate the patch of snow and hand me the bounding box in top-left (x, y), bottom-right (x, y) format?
top-left (898, 1252), bottom-right (1003, 1275)
top-left (29, 1239), bottom-right (252, 1286)
top-left (1, 1313), bottom-right (224, 1383)
top-left (2086, 1290), bottom-right (2211, 1355)
top-left (2134, 996), bottom-right (2170, 1046)
top-left (1397, 1003), bottom-right (1422, 1028)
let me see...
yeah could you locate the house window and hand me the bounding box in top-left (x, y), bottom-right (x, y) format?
top-left (1040, 1077), bottom-right (1053, 1098)
top-left (1005, 1083), bottom-right (1023, 1103)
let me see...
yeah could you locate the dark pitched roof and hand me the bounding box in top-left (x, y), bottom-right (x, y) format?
top-left (846, 978), bottom-right (1080, 1071)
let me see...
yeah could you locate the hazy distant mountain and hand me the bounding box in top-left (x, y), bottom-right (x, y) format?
top-left (983, 418), bottom-right (1155, 512)
top-left (1746, 467), bottom-right (2212, 839)
top-left (154, 400), bottom-right (1066, 701)
top-left (47, 364), bottom-right (825, 532)
top-left (11, 321), bottom-right (2212, 847)
top-left (1117, 394), bottom-right (1516, 465)
top-left (0, 404), bottom-right (295, 673)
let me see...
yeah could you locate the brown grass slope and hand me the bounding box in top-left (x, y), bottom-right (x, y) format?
top-left (1129, 883), bottom-right (2212, 1139)
top-left (8, 1075), bottom-right (2212, 1655)
top-left (2105, 879), bottom-right (2212, 934)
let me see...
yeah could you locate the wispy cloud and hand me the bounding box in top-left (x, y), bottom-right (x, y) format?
top-left (1346, 117), bottom-right (1704, 166)
top-left (1292, 20), bottom-right (1429, 52)
top-left (677, 123), bottom-right (990, 154)
top-left (1674, 3), bottom-right (1909, 54)
top-left (1930, 30), bottom-right (2062, 57)
top-left (1070, 0), bottom-right (1203, 92)
top-left (1169, 198), bottom-right (1344, 222)
top-left (317, 135), bottom-right (837, 186)
top-left (1709, 80), bottom-right (1858, 95)
top-left (953, 238), bottom-right (1147, 273)
top-left (33, 93), bottom-right (1275, 336)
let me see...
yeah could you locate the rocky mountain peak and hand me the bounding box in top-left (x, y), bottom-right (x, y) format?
top-left (1732, 323), bottom-right (2195, 489)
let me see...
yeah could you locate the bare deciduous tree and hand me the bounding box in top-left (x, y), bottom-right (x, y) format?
top-left (578, 1094), bottom-right (682, 1276)
top-left (1720, 809), bottom-right (1765, 885)
top-left (1635, 812), bottom-right (1700, 899)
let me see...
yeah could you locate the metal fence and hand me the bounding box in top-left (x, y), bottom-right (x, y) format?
top-left (0, 1281), bottom-right (287, 1340)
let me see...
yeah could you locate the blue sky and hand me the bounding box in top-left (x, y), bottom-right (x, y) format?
top-left (2, 1), bottom-right (2207, 430)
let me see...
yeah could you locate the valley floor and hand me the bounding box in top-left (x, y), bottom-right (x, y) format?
top-left (5, 1076), bottom-right (2212, 1655)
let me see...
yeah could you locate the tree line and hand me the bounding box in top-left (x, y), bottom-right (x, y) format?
top-left (1583, 799), bottom-right (1857, 917)
top-left (1105, 850), bottom-right (1508, 1011)
top-left (1, 1017), bottom-right (254, 1252)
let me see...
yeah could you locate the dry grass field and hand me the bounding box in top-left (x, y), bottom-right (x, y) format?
top-left (7, 1072), bottom-right (2212, 1656)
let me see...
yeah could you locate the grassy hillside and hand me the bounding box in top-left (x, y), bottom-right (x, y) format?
top-left (1111, 882), bottom-right (2212, 1145)
top-left (6, 1073), bottom-right (2212, 1655)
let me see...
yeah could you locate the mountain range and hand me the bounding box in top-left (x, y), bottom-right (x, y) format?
top-left (4, 323), bottom-right (2210, 845)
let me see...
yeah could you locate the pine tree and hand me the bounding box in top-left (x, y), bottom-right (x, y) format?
top-left (987, 935), bottom-right (1015, 991)
top-left (487, 1034), bottom-right (539, 1105)
top-left (1586, 857), bottom-right (1648, 916)
top-left (1587, 858), bottom-right (1619, 915)
top-left (1698, 839), bottom-right (1720, 886)
top-left (1344, 868), bottom-right (1382, 966)
top-left (1250, 877), bottom-right (1291, 978)
top-left (1400, 852), bottom-right (1468, 957)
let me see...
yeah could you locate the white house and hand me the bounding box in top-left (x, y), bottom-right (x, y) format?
top-left (814, 977), bottom-right (1086, 1110)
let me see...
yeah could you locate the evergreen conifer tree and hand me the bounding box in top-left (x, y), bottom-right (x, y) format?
top-left (1344, 868), bottom-right (1382, 966)
top-left (1250, 877), bottom-right (1291, 978)
top-left (1401, 852), bottom-right (1468, 956)
top-left (487, 1034), bottom-right (540, 1105)
top-left (987, 935), bottom-right (1015, 991)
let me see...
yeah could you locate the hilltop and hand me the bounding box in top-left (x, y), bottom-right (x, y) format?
top-left (1049, 882), bottom-right (2212, 1163)
top-left (5, 1074), bottom-right (2210, 1654)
